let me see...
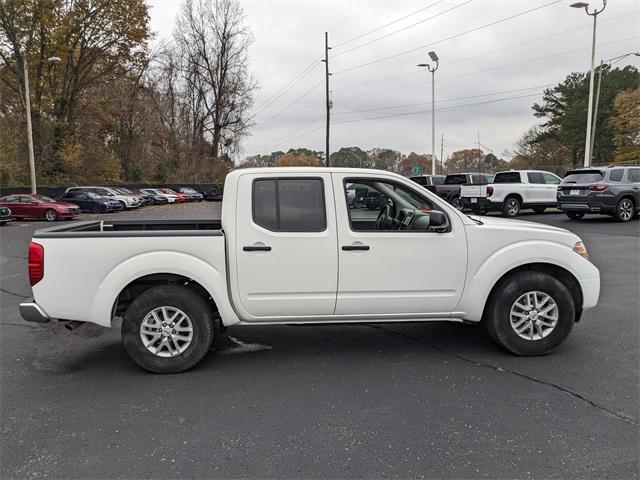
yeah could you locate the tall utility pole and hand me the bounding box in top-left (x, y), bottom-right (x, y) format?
top-left (570, 0), bottom-right (607, 167)
top-left (323, 32), bottom-right (331, 167)
top-left (440, 133), bottom-right (444, 174)
top-left (418, 51), bottom-right (439, 175)
top-left (22, 55), bottom-right (36, 194)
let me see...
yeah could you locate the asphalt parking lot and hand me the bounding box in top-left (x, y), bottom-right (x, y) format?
top-left (1, 203), bottom-right (638, 479)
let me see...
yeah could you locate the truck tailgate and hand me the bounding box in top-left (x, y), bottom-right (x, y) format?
top-left (460, 185), bottom-right (487, 198)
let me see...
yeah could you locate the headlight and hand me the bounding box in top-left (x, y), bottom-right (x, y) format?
top-left (573, 241), bottom-right (588, 259)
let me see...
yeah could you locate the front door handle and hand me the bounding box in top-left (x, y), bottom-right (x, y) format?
top-left (243, 245), bottom-right (271, 252)
top-left (342, 245), bottom-right (370, 251)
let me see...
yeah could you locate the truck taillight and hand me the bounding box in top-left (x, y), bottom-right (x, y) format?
top-left (589, 183), bottom-right (608, 191)
top-left (28, 241), bottom-right (44, 286)
top-left (487, 186), bottom-right (494, 197)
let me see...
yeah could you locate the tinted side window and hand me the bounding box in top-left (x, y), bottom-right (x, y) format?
top-left (444, 174), bottom-right (467, 185)
top-left (494, 172), bottom-right (521, 183)
top-left (253, 178), bottom-right (326, 232)
top-left (608, 169), bottom-right (624, 182)
top-left (527, 172), bottom-right (545, 184)
top-left (253, 179), bottom-right (277, 231)
top-left (410, 176), bottom-right (427, 186)
top-left (278, 179), bottom-right (326, 232)
top-left (630, 169), bottom-right (640, 182)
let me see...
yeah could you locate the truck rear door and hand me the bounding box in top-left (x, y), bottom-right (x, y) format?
top-left (232, 172), bottom-right (338, 319)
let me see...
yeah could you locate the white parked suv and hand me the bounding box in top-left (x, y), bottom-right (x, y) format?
top-left (66, 186), bottom-right (142, 210)
top-left (461, 170), bottom-right (562, 217)
top-left (21, 167), bottom-right (599, 373)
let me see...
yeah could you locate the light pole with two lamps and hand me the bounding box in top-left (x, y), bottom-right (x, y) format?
top-left (570, 0), bottom-right (607, 167)
top-left (418, 51), bottom-right (439, 176)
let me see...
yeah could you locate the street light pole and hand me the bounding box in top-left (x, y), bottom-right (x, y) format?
top-left (418, 50), bottom-right (439, 176)
top-left (571, 0), bottom-right (607, 168)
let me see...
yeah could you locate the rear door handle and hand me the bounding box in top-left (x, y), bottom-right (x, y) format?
top-left (243, 245), bottom-right (271, 252)
top-left (342, 245), bottom-right (370, 251)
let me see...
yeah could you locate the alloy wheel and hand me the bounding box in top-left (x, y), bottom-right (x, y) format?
top-left (509, 291), bottom-right (558, 341)
top-left (139, 306), bottom-right (194, 357)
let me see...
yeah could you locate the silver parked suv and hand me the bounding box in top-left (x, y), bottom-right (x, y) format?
top-left (65, 186), bottom-right (143, 210)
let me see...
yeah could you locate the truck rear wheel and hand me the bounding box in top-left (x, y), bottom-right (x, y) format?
top-left (502, 197), bottom-right (521, 217)
top-left (122, 285), bottom-right (214, 373)
top-left (484, 271), bottom-right (575, 356)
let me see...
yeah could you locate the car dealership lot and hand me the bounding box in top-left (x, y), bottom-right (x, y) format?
top-left (1, 204), bottom-right (638, 478)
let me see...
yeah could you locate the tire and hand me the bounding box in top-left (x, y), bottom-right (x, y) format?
top-left (119, 200), bottom-right (127, 210)
top-left (532, 206), bottom-right (546, 214)
top-left (92, 203), bottom-right (104, 213)
top-left (122, 285), bottom-right (215, 373)
top-left (44, 209), bottom-right (58, 222)
top-left (566, 212), bottom-right (584, 220)
top-left (502, 196), bottom-right (521, 217)
top-left (450, 195), bottom-right (462, 210)
top-left (614, 197), bottom-right (635, 222)
top-left (484, 271), bottom-right (575, 356)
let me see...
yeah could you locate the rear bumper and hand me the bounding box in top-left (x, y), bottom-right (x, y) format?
top-left (461, 197), bottom-right (500, 210)
top-left (19, 299), bottom-right (51, 323)
top-left (559, 201), bottom-right (616, 214)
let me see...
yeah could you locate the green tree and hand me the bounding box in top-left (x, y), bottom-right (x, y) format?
top-left (330, 146), bottom-right (368, 168)
top-left (532, 66), bottom-right (640, 165)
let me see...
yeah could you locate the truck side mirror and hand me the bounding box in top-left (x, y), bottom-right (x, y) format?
top-left (429, 211), bottom-right (448, 230)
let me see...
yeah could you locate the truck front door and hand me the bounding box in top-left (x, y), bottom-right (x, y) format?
top-left (332, 173), bottom-right (468, 317)
top-left (232, 172), bottom-right (338, 319)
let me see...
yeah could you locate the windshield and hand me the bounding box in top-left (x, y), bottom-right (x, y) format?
top-left (562, 172), bottom-right (604, 184)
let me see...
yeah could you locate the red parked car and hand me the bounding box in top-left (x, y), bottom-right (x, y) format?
top-left (159, 188), bottom-right (188, 203)
top-left (0, 194), bottom-right (81, 221)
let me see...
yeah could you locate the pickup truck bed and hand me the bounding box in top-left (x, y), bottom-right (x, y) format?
top-left (33, 219), bottom-right (222, 237)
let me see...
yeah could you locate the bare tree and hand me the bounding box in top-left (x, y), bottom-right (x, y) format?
top-left (174, 0), bottom-right (255, 161)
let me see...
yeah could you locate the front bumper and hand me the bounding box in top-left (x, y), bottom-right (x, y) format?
top-left (19, 299), bottom-right (51, 323)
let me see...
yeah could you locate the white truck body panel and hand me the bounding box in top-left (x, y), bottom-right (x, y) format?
top-left (28, 167), bottom-right (599, 330)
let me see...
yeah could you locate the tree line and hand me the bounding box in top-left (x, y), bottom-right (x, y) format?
top-left (0, 0), bottom-right (253, 187)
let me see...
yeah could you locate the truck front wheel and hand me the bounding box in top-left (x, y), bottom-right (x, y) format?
top-left (484, 271), bottom-right (575, 356)
top-left (122, 285), bottom-right (214, 373)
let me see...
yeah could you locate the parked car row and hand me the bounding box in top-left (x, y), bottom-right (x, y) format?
top-left (410, 167), bottom-right (640, 222)
top-left (0, 185), bottom-right (223, 224)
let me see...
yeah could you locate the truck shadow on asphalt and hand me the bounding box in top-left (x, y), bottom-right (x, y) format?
top-left (26, 320), bottom-right (507, 375)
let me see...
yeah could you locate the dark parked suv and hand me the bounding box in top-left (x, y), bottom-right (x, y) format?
top-left (558, 166), bottom-right (640, 222)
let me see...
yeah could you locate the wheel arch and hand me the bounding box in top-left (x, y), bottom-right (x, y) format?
top-left (482, 263), bottom-right (583, 323)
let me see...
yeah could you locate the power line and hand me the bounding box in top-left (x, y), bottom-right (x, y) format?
top-left (333, 92), bottom-right (544, 126)
top-left (332, 0), bottom-right (473, 58)
top-left (252, 57), bottom-right (322, 118)
top-left (332, 0), bottom-right (564, 75)
top-left (333, 84), bottom-right (554, 115)
top-left (331, 9), bottom-right (637, 94)
top-left (332, 0), bottom-right (447, 49)
top-left (246, 116), bottom-right (325, 155)
top-left (254, 79), bottom-right (324, 129)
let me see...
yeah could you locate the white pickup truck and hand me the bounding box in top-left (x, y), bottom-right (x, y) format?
top-left (460, 170), bottom-right (562, 217)
top-left (20, 167), bottom-right (600, 373)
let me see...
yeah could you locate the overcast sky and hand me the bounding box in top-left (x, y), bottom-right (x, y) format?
top-left (148, 0), bottom-right (640, 160)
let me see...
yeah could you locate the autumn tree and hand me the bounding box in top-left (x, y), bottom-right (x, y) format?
top-left (398, 152), bottom-right (432, 176)
top-left (611, 89), bottom-right (640, 164)
top-left (445, 149), bottom-right (485, 172)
